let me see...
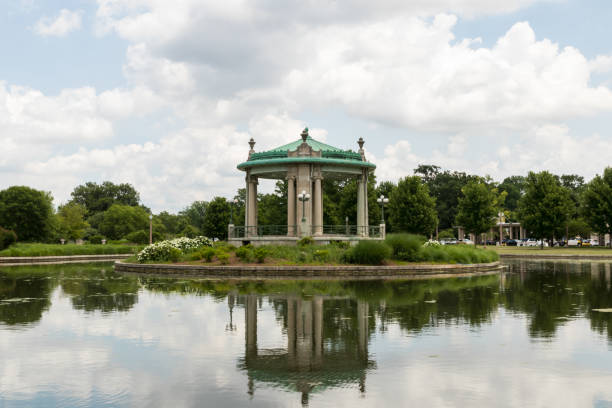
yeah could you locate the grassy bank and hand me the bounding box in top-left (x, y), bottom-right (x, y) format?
top-left (0, 243), bottom-right (142, 257)
top-left (492, 246), bottom-right (612, 256)
top-left (133, 234), bottom-right (499, 266)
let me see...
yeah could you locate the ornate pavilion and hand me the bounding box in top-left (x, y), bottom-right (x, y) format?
top-left (229, 128), bottom-right (381, 245)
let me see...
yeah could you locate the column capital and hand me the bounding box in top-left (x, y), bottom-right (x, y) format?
top-left (313, 175), bottom-right (323, 181)
top-left (286, 175), bottom-right (296, 181)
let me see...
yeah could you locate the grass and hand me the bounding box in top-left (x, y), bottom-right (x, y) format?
top-left (132, 239), bottom-right (498, 266)
top-left (492, 246), bottom-right (612, 256)
top-left (0, 243), bottom-right (142, 257)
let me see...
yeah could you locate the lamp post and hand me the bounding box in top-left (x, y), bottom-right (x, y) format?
top-left (298, 190), bottom-right (310, 222)
top-left (149, 214), bottom-right (153, 244)
top-left (377, 195), bottom-right (389, 224)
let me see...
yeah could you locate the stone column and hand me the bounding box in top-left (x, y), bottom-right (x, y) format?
top-left (287, 176), bottom-right (296, 236)
top-left (357, 174), bottom-right (365, 236)
top-left (245, 295), bottom-right (258, 357)
top-left (313, 176), bottom-right (323, 235)
top-left (247, 176), bottom-right (258, 235)
top-left (509, 225), bottom-right (513, 239)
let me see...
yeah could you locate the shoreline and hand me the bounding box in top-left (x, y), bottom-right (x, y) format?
top-left (114, 260), bottom-right (502, 280)
top-left (0, 254), bottom-right (132, 266)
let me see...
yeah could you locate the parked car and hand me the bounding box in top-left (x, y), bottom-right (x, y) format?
top-left (485, 239), bottom-right (498, 245)
top-left (440, 238), bottom-right (457, 245)
top-left (457, 239), bottom-right (474, 245)
top-left (582, 239), bottom-right (592, 247)
top-left (591, 239), bottom-right (600, 246)
top-left (567, 237), bottom-right (582, 247)
top-left (503, 239), bottom-right (518, 246)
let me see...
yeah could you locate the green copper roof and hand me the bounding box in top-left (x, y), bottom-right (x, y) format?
top-left (270, 135), bottom-right (345, 153)
top-left (238, 129), bottom-right (375, 171)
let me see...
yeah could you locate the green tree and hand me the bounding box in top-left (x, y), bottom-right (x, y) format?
top-left (388, 176), bottom-right (437, 235)
top-left (99, 204), bottom-right (149, 240)
top-left (517, 171), bottom-right (572, 248)
top-left (180, 201), bottom-right (209, 233)
top-left (414, 165), bottom-right (480, 230)
top-left (0, 186), bottom-right (54, 242)
top-left (70, 181), bottom-right (141, 216)
top-left (455, 181), bottom-right (505, 244)
top-left (498, 176), bottom-right (526, 212)
top-left (57, 203), bottom-right (90, 240)
top-left (202, 197), bottom-right (231, 240)
top-left (258, 180), bottom-right (287, 225)
top-left (582, 167), bottom-right (612, 246)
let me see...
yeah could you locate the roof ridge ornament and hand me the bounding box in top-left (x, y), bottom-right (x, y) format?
top-left (358, 137), bottom-right (365, 160)
top-left (301, 127), bottom-right (309, 142)
top-left (248, 137), bottom-right (256, 159)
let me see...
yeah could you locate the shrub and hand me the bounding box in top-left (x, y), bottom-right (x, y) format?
top-left (0, 227), bottom-right (17, 250)
top-left (345, 240), bottom-right (391, 265)
top-left (88, 234), bottom-right (104, 244)
top-left (331, 240), bottom-right (350, 249)
top-left (254, 247), bottom-right (268, 263)
top-left (214, 242), bottom-right (236, 253)
top-left (217, 252), bottom-right (230, 264)
top-left (236, 245), bottom-right (253, 262)
top-left (438, 229), bottom-right (456, 240)
top-left (136, 236), bottom-right (213, 262)
top-left (200, 247), bottom-right (216, 262)
top-left (125, 230), bottom-right (149, 244)
top-left (313, 249), bottom-right (330, 262)
top-left (298, 236), bottom-right (315, 247)
top-left (385, 233), bottom-right (425, 261)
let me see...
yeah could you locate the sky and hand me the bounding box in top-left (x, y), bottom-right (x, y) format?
top-left (2, 0), bottom-right (612, 212)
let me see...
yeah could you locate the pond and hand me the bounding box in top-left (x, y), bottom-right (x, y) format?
top-left (1, 260), bottom-right (612, 407)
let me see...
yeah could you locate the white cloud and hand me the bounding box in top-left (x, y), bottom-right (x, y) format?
top-left (34, 9), bottom-right (83, 37)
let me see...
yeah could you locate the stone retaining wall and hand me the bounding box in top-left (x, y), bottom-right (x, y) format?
top-left (114, 261), bottom-right (502, 280)
top-left (499, 254), bottom-right (612, 260)
top-left (0, 254), bottom-right (132, 266)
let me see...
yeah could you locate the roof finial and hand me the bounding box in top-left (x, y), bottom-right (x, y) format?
top-left (358, 137), bottom-right (364, 150)
top-left (301, 127), bottom-right (309, 142)
top-left (249, 138), bottom-right (255, 151)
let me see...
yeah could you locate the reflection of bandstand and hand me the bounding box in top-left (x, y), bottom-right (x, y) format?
top-left (236, 294), bottom-right (373, 406)
top-left (229, 128), bottom-right (383, 246)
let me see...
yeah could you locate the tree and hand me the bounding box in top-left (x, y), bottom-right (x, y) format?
top-left (415, 165), bottom-right (480, 230)
top-left (517, 171), bottom-right (572, 248)
top-left (57, 203), bottom-right (89, 240)
top-left (258, 180), bottom-right (287, 225)
top-left (455, 181), bottom-right (505, 244)
top-left (498, 176), bottom-right (526, 212)
top-left (321, 174), bottom-right (380, 226)
top-left (0, 186), bottom-right (54, 242)
top-left (70, 181), bottom-right (141, 216)
top-left (582, 167), bottom-right (612, 246)
top-left (180, 201), bottom-right (209, 233)
top-left (202, 197), bottom-right (231, 240)
top-left (98, 204), bottom-right (149, 240)
top-left (388, 176), bottom-right (437, 235)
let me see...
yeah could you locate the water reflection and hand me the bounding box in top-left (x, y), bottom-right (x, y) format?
top-left (238, 294), bottom-right (373, 405)
top-left (1, 261), bottom-right (612, 406)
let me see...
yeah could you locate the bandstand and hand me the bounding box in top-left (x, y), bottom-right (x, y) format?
top-left (228, 128), bottom-right (381, 245)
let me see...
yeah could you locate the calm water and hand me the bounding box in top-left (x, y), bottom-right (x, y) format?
top-left (1, 260), bottom-right (612, 407)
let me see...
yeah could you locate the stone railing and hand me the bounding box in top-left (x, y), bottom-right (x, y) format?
top-left (229, 224), bottom-right (385, 239)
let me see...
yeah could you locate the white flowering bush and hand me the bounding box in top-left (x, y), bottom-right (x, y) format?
top-left (423, 239), bottom-right (441, 247)
top-left (137, 236), bottom-right (213, 262)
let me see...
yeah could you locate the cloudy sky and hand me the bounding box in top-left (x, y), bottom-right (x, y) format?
top-left (2, 0), bottom-right (612, 212)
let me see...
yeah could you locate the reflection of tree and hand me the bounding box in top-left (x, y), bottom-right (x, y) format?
top-left (0, 263), bottom-right (140, 325)
top-left (584, 263), bottom-right (612, 339)
top-left (502, 260), bottom-right (612, 340)
top-left (0, 275), bottom-right (52, 325)
top-left (62, 276), bottom-right (139, 313)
